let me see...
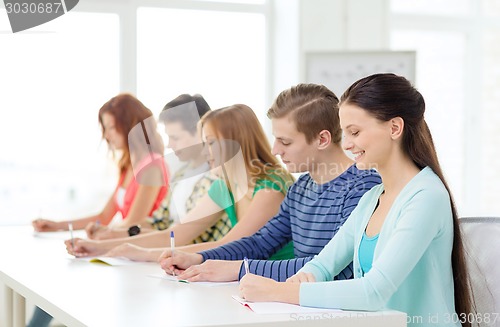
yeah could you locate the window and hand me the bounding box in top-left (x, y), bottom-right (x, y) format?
top-left (391, 0), bottom-right (470, 16)
top-left (483, 0), bottom-right (500, 16)
top-left (480, 27), bottom-right (500, 213)
top-left (390, 1), bottom-right (500, 216)
top-left (0, 10), bottom-right (119, 224)
top-left (137, 7), bottom-right (266, 122)
top-left (0, 1), bottom-right (269, 225)
top-left (390, 30), bottom-right (466, 208)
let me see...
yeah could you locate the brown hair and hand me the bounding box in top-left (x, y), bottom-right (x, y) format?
top-left (200, 104), bottom-right (293, 192)
top-left (98, 93), bottom-right (164, 175)
top-left (340, 73), bottom-right (474, 325)
top-left (267, 83), bottom-right (341, 144)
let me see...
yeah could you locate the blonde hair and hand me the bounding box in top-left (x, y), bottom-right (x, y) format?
top-left (200, 104), bottom-right (293, 192)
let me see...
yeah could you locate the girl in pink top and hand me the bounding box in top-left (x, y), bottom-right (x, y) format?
top-left (32, 93), bottom-right (169, 237)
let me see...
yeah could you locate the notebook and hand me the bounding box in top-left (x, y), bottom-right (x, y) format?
top-left (232, 295), bottom-right (342, 314)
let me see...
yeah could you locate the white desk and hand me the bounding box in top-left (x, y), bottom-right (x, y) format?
top-left (0, 226), bottom-right (407, 327)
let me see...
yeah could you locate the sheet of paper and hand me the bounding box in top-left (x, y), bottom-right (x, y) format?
top-left (149, 273), bottom-right (238, 287)
top-left (232, 295), bottom-right (342, 314)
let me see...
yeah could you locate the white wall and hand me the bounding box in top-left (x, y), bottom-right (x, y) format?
top-left (270, 0), bottom-right (390, 97)
top-left (299, 0), bottom-right (389, 80)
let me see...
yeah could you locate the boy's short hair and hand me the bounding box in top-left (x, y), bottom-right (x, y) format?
top-left (267, 84), bottom-right (341, 144)
top-left (160, 94), bottom-right (211, 135)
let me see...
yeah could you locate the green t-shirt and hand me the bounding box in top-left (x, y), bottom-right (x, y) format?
top-left (207, 176), bottom-right (294, 260)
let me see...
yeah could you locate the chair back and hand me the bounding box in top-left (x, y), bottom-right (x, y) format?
top-left (460, 217), bottom-right (500, 327)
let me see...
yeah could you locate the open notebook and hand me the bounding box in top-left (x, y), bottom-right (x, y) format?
top-left (232, 295), bottom-right (342, 314)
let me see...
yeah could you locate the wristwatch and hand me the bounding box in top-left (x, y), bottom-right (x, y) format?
top-left (128, 225), bottom-right (141, 237)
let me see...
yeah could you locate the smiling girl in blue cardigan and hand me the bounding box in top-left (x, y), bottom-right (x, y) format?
top-left (239, 73), bottom-right (474, 327)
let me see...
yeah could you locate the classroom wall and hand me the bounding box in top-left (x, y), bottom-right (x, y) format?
top-left (270, 0), bottom-right (389, 101)
top-left (302, 0), bottom-right (387, 50)
top-left (298, 0), bottom-right (388, 81)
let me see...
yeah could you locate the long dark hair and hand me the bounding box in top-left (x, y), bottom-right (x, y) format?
top-left (340, 73), bottom-right (473, 326)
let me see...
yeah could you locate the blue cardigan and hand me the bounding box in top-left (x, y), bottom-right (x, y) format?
top-left (299, 167), bottom-right (459, 327)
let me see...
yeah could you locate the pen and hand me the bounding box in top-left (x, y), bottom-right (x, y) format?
top-left (170, 231), bottom-right (176, 277)
top-left (93, 220), bottom-right (100, 234)
top-left (68, 222), bottom-right (74, 249)
top-left (244, 257), bottom-right (249, 275)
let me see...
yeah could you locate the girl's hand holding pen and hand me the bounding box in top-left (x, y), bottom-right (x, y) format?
top-left (239, 274), bottom-right (292, 302)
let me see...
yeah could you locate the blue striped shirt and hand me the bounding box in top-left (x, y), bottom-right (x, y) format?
top-left (199, 164), bottom-right (381, 281)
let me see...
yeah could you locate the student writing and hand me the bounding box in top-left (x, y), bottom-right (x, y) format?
top-left (159, 83), bottom-right (381, 282)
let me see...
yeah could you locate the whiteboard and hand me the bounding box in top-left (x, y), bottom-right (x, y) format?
top-left (304, 51), bottom-right (416, 96)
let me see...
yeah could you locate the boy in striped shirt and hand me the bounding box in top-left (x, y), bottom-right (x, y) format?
top-left (159, 84), bottom-right (381, 282)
